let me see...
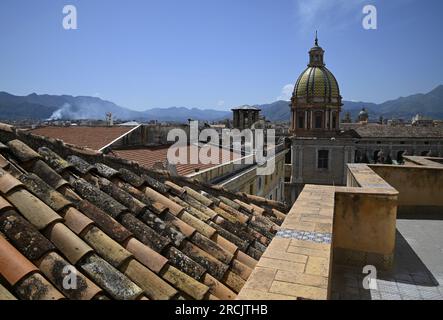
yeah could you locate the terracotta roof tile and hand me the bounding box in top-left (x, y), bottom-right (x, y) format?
top-left (72, 178), bottom-right (127, 219)
top-left (6, 189), bottom-right (63, 230)
top-left (83, 226), bottom-right (133, 268)
top-left (113, 145), bottom-right (241, 176)
top-left (164, 246), bottom-right (206, 280)
top-left (7, 140), bottom-right (41, 163)
top-left (63, 207), bottom-right (94, 235)
top-left (160, 211), bottom-right (196, 238)
top-left (120, 259), bottom-right (178, 300)
top-left (0, 168), bottom-right (23, 194)
top-left (95, 163), bottom-right (120, 179)
top-left (0, 154), bottom-right (9, 169)
top-left (119, 213), bottom-right (171, 253)
top-left (38, 147), bottom-right (73, 173)
top-left (79, 253), bottom-right (143, 300)
top-left (0, 235), bottom-right (38, 286)
top-left (95, 177), bottom-right (146, 215)
top-left (118, 168), bottom-right (145, 187)
top-left (45, 222), bottom-right (93, 264)
top-left (160, 264), bottom-right (209, 300)
top-left (78, 200), bottom-right (132, 243)
top-left (0, 210), bottom-right (55, 261)
top-left (18, 173), bottom-right (72, 212)
top-left (36, 252), bottom-right (102, 300)
top-left (68, 155), bottom-right (97, 174)
top-left (0, 122), bottom-right (288, 300)
top-left (144, 187), bottom-right (184, 215)
top-left (139, 210), bottom-right (186, 247)
top-left (181, 241), bottom-right (229, 281)
top-left (30, 160), bottom-right (68, 190)
top-left (30, 126), bottom-right (135, 150)
top-left (124, 237), bottom-right (168, 274)
top-left (202, 273), bottom-right (236, 300)
top-left (15, 272), bottom-right (65, 300)
top-left (0, 195), bottom-right (13, 212)
top-left (223, 270), bottom-right (245, 293)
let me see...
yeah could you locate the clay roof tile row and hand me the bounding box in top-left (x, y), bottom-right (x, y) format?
top-left (0, 123), bottom-right (287, 300)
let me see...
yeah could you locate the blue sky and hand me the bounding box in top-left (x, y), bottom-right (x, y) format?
top-left (0, 0), bottom-right (442, 110)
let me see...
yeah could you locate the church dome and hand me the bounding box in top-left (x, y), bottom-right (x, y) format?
top-left (359, 108), bottom-right (368, 117)
top-left (292, 34), bottom-right (342, 106)
top-left (293, 66), bottom-right (341, 103)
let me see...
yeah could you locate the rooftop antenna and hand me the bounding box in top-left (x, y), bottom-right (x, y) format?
top-left (315, 30), bottom-right (318, 46)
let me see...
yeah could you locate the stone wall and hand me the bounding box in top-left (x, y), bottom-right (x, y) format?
top-left (237, 163), bottom-right (400, 300)
top-left (237, 185), bottom-right (334, 300)
top-left (333, 164), bottom-right (398, 270)
top-left (369, 162), bottom-right (443, 214)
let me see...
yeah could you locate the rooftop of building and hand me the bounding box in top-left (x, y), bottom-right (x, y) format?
top-left (0, 122), bottom-right (288, 300)
top-left (112, 145), bottom-right (242, 177)
top-left (332, 156), bottom-right (443, 299)
top-left (237, 156), bottom-right (443, 300)
top-left (28, 125), bottom-right (137, 150)
top-left (231, 105), bottom-right (261, 111)
top-left (26, 125), bottom-right (248, 177)
top-left (351, 124), bottom-right (443, 138)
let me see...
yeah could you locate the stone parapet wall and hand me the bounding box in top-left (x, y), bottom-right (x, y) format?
top-left (238, 164), bottom-right (400, 300)
top-left (237, 185), bottom-right (334, 300)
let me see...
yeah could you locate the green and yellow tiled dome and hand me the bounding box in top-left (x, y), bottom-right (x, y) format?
top-left (293, 66), bottom-right (341, 102)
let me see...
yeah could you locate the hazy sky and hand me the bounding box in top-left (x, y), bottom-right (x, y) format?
top-left (1, 0), bottom-right (442, 110)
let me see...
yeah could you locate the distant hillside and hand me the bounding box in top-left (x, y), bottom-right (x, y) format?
top-left (0, 92), bottom-right (144, 121)
top-left (260, 85), bottom-right (443, 122)
top-left (1, 85), bottom-right (442, 122)
top-left (0, 92), bottom-right (230, 122)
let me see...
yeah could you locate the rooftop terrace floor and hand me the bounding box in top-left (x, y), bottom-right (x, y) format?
top-left (332, 214), bottom-right (443, 300)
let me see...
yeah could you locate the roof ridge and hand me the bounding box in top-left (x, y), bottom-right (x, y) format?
top-left (0, 122), bottom-right (288, 213)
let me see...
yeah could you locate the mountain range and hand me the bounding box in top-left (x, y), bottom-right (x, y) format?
top-left (1, 85), bottom-right (442, 123)
top-left (260, 85), bottom-right (443, 122)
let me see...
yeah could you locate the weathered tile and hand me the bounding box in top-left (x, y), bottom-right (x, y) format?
top-left (83, 226), bottom-right (133, 268)
top-left (0, 210), bottom-right (55, 260)
top-left (46, 222), bottom-right (93, 264)
top-left (203, 273), bottom-right (236, 300)
top-left (36, 252), bottom-right (102, 300)
top-left (160, 264), bottom-right (208, 300)
top-left (0, 235), bottom-right (38, 286)
top-left (7, 189), bottom-right (62, 230)
top-left (15, 273), bottom-right (65, 300)
top-left (125, 237), bottom-right (168, 274)
top-left (121, 259), bottom-right (178, 300)
top-left (80, 254), bottom-right (143, 300)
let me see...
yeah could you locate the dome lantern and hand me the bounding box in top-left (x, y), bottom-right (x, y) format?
top-left (309, 31), bottom-right (325, 67)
